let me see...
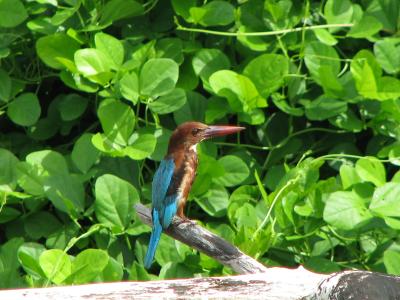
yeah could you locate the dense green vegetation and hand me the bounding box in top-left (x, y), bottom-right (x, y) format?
top-left (0, 0), bottom-right (400, 288)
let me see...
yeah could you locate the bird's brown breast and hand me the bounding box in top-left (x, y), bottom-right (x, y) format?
top-left (179, 149), bottom-right (198, 202)
top-left (166, 148), bottom-right (198, 202)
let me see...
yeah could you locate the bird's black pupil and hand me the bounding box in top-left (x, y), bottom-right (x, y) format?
top-left (192, 128), bottom-right (200, 136)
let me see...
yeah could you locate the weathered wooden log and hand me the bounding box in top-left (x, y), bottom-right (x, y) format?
top-left (134, 203), bottom-right (267, 274)
top-left (1, 267), bottom-right (399, 299)
top-left (310, 270), bottom-right (400, 300)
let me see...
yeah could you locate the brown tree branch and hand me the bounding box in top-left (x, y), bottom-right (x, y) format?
top-left (134, 203), bottom-right (268, 274)
top-left (2, 268), bottom-right (399, 299)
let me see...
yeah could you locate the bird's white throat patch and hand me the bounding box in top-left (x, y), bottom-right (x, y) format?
top-left (189, 144), bottom-right (198, 153)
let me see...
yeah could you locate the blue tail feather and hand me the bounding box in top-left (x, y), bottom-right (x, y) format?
top-left (144, 212), bottom-right (162, 269)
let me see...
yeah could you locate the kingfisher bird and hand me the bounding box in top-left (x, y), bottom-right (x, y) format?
top-left (144, 121), bottom-right (245, 269)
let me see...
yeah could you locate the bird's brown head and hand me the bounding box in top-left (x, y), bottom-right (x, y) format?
top-left (167, 121), bottom-right (245, 154)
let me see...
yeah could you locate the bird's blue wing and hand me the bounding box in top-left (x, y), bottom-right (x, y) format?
top-left (152, 158), bottom-right (175, 210)
top-left (145, 159), bottom-right (176, 268)
top-left (151, 158), bottom-right (179, 229)
top-left (160, 194), bottom-right (179, 228)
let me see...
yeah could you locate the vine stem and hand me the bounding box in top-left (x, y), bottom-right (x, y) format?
top-left (252, 176), bottom-right (300, 241)
top-left (176, 20), bottom-right (353, 37)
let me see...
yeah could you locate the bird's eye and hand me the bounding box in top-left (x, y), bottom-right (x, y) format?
top-left (191, 128), bottom-right (201, 136)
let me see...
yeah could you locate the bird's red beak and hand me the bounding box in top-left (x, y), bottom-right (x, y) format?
top-left (203, 125), bottom-right (245, 139)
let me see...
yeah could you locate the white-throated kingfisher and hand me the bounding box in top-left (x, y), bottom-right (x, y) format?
top-left (144, 121), bottom-right (245, 269)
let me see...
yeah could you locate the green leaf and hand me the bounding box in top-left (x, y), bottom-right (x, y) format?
top-left (374, 38), bottom-right (400, 74)
top-left (172, 0), bottom-right (197, 20)
top-left (39, 249), bottom-right (71, 284)
top-left (129, 262), bottom-right (151, 281)
top-left (27, 118), bottom-right (59, 141)
top-left (237, 26), bottom-right (269, 52)
top-left (150, 128), bottom-right (172, 161)
top-left (101, 256), bottom-right (123, 282)
top-left (271, 94), bottom-right (303, 117)
top-left (329, 109), bottom-right (363, 132)
top-left (304, 41), bottom-right (340, 84)
top-left (205, 97), bottom-right (231, 123)
top-left (304, 96), bottom-right (347, 121)
top-left (239, 108), bottom-right (267, 125)
top-left (348, 15), bottom-right (382, 38)
top-left (71, 133), bottom-right (100, 173)
top-left (0, 238), bottom-right (25, 288)
top-left (209, 70), bottom-right (267, 112)
top-left (174, 91), bottom-right (207, 123)
top-left (7, 93), bottom-right (41, 126)
top-left (214, 155), bottom-right (250, 187)
top-left (197, 153), bottom-right (225, 179)
top-left (0, 148), bottom-right (18, 186)
top-left (195, 184), bottom-right (229, 217)
top-left (95, 174), bottom-right (139, 232)
top-left (384, 217), bottom-right (400, 230)
top-left (58, 93), bottom-right (88, 121)
top-left (192, 49), bottom-right (230, 83)
top-left (313, 28), bottom-right (338, 46)
top-left (323, 191), bottom-right (372, 230)
top-left (26, 150), bottom-right (68, 175)
top-left (99, 0), bottom-right (144, 25)
top-left (71, 249), bottom-right (109, 284)
top-left (370, 182), bottom-right (400, 217)
top-left (36, 33), bottom-right (80, 70)
top-left (324, 0), bottom-right (353, 25)
top-left (350, 50), bottom-right (381, 99)
top-left (17, 243), bottom-right (46, 278)
top-left (94, 32), bottom-right (124, 69)
top-left (119, 71), bottom-right (139, 104)
top-left (44, 174), bottom-right (85, 214)
top-left (190, 1), bottom-right (235, 27)
top-left (24, 211), bottom-right (62, 240)
top-left (139, 58), bottom-right (179, 97)
top-left (377, 76), bottom-right (400, 101)
top-left (383, 250), bottom-right (400, 275)
top-left (46, 223), bottom-right (79, 250)
top-left (176, 59), bottom-right (199, 91)
top-left (148, 88), bottom-right (187, 114)
top-left (159, 262), bottom-right (193, 279)
top-left (243, 54), bottom-right (289, 97)
top-left (97, 98), bottom-right (135, 146)
top-left (155, 38), bottom-right (184, 64)
top-left (75, 48), bottom-right (112, 76)
top-left (16, 162), bottom-right (45, 196)
top-left (155, 236), bottom-right (187, 266)
top-left (339, 164), bottom-right (362, 189)
top-left (0, 0), bottom-right (27, 28)
top-left (60, 71), bottom-right (99, 93)
top-left (312, 238), bottom-right (340, 257)
top-left (366, 0), bottom-right (399, 32)
top-left (355, 156), bottom-right (386, 187)
top-left (265, 165), bottom-right (286, 191)
top-left (0, 207), bottom-right (20, 224)
top-left (0, 68), bottom-right (11, 102)
top-left (124, 132), bottom-right (157, 160)
top-left (304, 257), bottom-right (341, 273)
top-left (233, 203), bottom-right (259, 229)
top-left (263, 0), bottom-right (301, 30)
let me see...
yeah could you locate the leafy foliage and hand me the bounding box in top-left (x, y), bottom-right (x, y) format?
top-left (0, 0), bottom-right (400, 287)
